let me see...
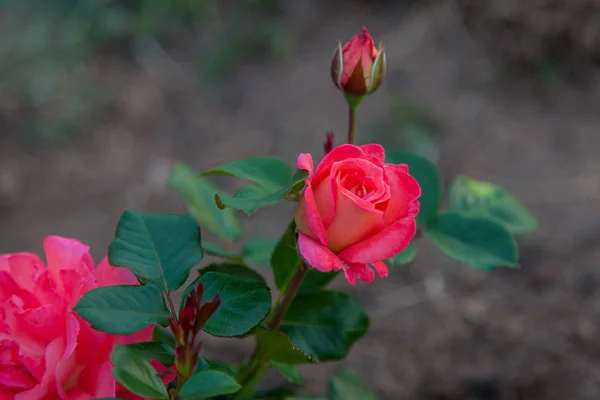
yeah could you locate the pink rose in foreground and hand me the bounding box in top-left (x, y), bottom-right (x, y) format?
top-left (0, 236), bottom-right (158, 400)
top-left (295, 144), bottom-right (420, 285)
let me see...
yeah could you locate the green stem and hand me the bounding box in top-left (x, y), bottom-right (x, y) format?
top-left (233, 262), bottom-right (308, 399)
top-left (348, 106), bottom-right (358, 145)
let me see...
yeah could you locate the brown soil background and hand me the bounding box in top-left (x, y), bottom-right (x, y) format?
top-left (1, 1), bottom-right (600, 399)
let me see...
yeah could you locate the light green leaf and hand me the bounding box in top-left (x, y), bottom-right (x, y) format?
top-left (427, 212), bottom-right (518, 270)
top-left (386, 244), bottom-right (417, 267)
top-left (243, 237), bottom-right (278, 266)
top-left (170, 163), bottom-right (243, 241)
top-left (178, 370), bottom-right (241, 399)
top-left (386, 150), bottom-right (442, 227)
top-left (329, 369), bottom-right (380, 400)
top-left (108, 210), bottom-right (203, 291)
top-left (255, 327), bottom-right (312, 364)
top-left (202, 240), bottom-right (238, 259)
top-left (448, 176), bottom-right (538, 234)
top-left (111, 345), bottom-right (168, 399)
top-left (271, 361), bottom-right (302, 384)
top-left (280, 291), bottom-right (369, 361)
top-left (271, 221), bottom-right (300, 291)
top-left (202, 157), bottom-right (293, 191)
top-left (74, 285), bottom-right (170, 335)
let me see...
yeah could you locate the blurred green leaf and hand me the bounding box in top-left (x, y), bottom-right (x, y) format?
top-left (329, 369), bottom-right (379, 400)
top-left (427, 212), bottom-right (518, 270)
top-left (255, 327), bottom-right (312, 364)
top-left (196, 357), bottom-right (235, 376)
top-left (386, 244), bottom-right (417, 267)
top-left (179, 370), bottom-right (241, 400)
top-left (272, 362), bottom-right (302, 384)
top-left (243, 237), bottom-right (278, 266)
top-left (111, 345), bottom-right (168, 399)
top-left (271, 221), bottom-right (301, 292)
top-left (170, 163), bottom-right (243, 241)
top-left (448, 176), bottom-right (538, 234)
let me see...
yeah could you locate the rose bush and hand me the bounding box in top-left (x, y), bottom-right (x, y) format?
top-left (0, 236), bottom-right (161, 400)
top-left (294, 143), bottom-right (421, 285)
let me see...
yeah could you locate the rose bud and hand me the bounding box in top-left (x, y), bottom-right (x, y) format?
top-left (294, 144), bottom-right (420, 285)
top-left (331, 27), bottom-right (386, 98)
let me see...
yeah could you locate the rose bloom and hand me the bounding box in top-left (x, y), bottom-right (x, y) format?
top-left (0, 236), bottom-right (164, 400)
top-left (331, 27), bottom-right (385, 96)
top-left (295, 144), bottom-right (420, 285)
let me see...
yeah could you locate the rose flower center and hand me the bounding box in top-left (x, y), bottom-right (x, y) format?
top-left (340, 172), bottom-right (377, 200)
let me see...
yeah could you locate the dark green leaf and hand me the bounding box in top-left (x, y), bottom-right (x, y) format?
top-left (115, 342), bottom-right (174, 367)
top-left (271, 221), bottom-right (300, 291)
top-left (196, 357), bottom-right (235, 376)
top-left (111, 345), bottom-right (168, 399)
top-left (271, 362), bottom-right (302, 384)
top-left (109, 210), bottom-right (203, 291)
top-left (200, 270), bottom-right (271, 337)
top-left (329, 369), bottom-right (379, 400)
top-left (448, 176), bottom-right (538, 234)
top-left (427, 212), bottom-right (519, 270)
top-left (255, 327), bottom-right (312, 364)
top-left (202, 157), bottom-right (293, 191)
top-left (243, 237), bottom-right (278, 266)
top-left (152, 325), bottom-right (176, 349)
top-left (385, 150), bottom-right (442, 227)
top-left (299, 270), bottom-right (339, 294)
top-left (179, 370), bottom-right (241, 399)
top-left (289, 169), bottom-right (308, 195)
top-left (203, 240), bottom-right (239, 259)
top-left (199, 263), bottom-right (266, 282)
top-left (280, 291), bottom-right (369, 361)
top-left (74, 285), bottom-right (170, 335)
top-left (386, 244), bottom-right (417, 267)
top-left (284, 396), bottom-right (326, 400)
top-left (170, 163), bottom-right (243, 241)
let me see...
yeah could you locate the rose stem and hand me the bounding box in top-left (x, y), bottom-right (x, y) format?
top-left (348, 105), bottom-right (358, 144)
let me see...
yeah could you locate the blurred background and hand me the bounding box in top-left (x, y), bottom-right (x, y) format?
top-left (1, 0), bottom-right (600, 398)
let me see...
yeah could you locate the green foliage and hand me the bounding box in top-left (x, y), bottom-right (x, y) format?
top-left (329, 369), bottom-right (380, 400)
top-left (243, 237), bottom-right (278, 266)
top-left (255, 328), bottom-right (312, 364)
top-left (111, 344), bottom-right (168, 399)
top-left (74, 285), bottom-right (170, 335)
top-left (280, 291), bottom-right (370, 361)
top-left (387, 243), bottom-right (417, 267)
top-left (385, 150), bottom-right (442, 227)
top-left (109, 210), bottom-right (203, 291)
top-left (194, 265), bottom-right (272, 337)
top-left (271, 221), bottom-right (301, 291)
top-left (448, 176), bottom-right (538, 234)
top-left (202, 157), bottom-right (307, 214)
top-left (272, 362), bottom-right (303, 384)
top-left (114, 342), bottom-right (175, 367)
top-left (170, 163), bottom-right (244, 241)
top-left (427, 212), bottom-right (519, 270)
top-left (197, 357), bottom-right (236, 376)
top-left (178, 370), bottom-right (241, 399)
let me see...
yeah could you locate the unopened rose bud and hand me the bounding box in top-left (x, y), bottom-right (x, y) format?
top-left (331, 27), bottom-right (386, 98)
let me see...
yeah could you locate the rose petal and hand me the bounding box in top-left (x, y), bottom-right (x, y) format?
top-left (371, 261), bottom-right (388, 278)
top-left (55, 313), bottom-right (81, 399)
top-left (359, 144), bottom-right (385, 164)
top-left (338, 217), bottom-right (417, 264)
top-left (350, 263), bottom-right (375, 283)
top-left (44, 236), bottom-right (95, 288)
top-left (297, 233), bottom-right (344, 273)
top-left (343, 268), bottom-right (356, 285)
top-left (95, 257), bottom-right (139, 287)
top-left (312, 145), bottom-right (366, 185)
top-left (296, 153), bottom-right (314, 178)
top-left (382, 164), bottom-right (421, 226)
top-left (295, 184), bottom-right (328, 246)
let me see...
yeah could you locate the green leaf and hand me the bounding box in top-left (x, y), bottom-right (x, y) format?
top-left (271, 362), bottom-right (302, 384)
top-left (170, 163), bottom-right (243, 241)
top-left (243, 237), bottom-right (278, 266)
top-left (109, 210), bottom-right (203, 291)
top-left (280, 291), bottom-right (369, 361)
top-left (289, 169), bottom-right (309, 195)
top-left (202, 157), bottom-right (293, 191)
top-left (111, 345), bottom-right (168, 399)
top-left (329, 369), bottom-right (379, 400)
top-left (271, 221), bottom-right (300, 291)
top-left (255, 327), bottom-right (312, 364)
top-left (426, 212), bottom-right (519, 270)
top-left (385, 150), bottom-right (442, 227)
top-left (152, 325), bottom-right (176, 349)
top-left (299, 270), bottom-right (339, 294)
top-left (202, 240), bottom-right (238, 259)
top-left (202, 157), bottom-right (302, 214)
top-left (284, 396), bottom-right (326, 400)
top-left (448, 176), bottom-right (538, 234)
top-left (74, 285), bottom-right (170, 335)
top-left (196, 357), bottom-right (235, 376)
top-left (199, 269), bottom-right (271, 337)
top-left (386, 244), bottom-right (417, 267)
top-left (199, 263), bottom-right (266, 282)
top-left (115, 342), bottom-right (174, 367)
top-left (179, 370), bottom-right (241, 399)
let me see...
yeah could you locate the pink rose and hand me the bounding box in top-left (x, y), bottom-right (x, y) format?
top-left (0, 236), bottom-right (159, 400)
top-left (294, 144), bottom-right (420, 285)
